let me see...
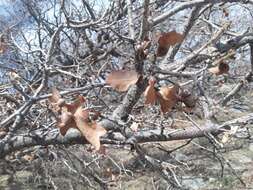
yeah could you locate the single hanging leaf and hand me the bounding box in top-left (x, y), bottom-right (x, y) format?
top-left (49, 89), bottom-right (85, 136)
top-left (208, 62), bottom-right (229, 75)
top-left (106, 69), bottom-right (140, 92)
top-left (57, 95), bottom-right (86, 135)
top-left (157, 85), bottom-right (180, 113)
top-left (144, 77), bottom-right (157, 105)
top-left (74, 107), bottom-right (107, 150)
top-left (157, 31), bottom-right (184, 57)
top-left (158, 31), bottom-right (184, 47)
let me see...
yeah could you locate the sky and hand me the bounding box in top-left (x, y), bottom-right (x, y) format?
top-left (0, 1), bottom-right (8, 6)
top-left (0, 0), bottom-right (17, 20)
top-left (0, 2), bottom-right (8, 16)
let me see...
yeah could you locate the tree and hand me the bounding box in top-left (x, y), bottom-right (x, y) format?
top-left (1, 0), bottom-right (253, 189)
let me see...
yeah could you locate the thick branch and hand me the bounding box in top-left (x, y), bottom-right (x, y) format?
top-left (151, 0), bottom-right (247, 27)
top-left (168, 6), bottom-right (201, 60)
top-left (216, 33), bottom-right (253, 53)
top-left (139, 0), bottom-right (150, 40)
top-left (100, 79), bottom-right (148, 130)
top-left (250, 43), bottom-right (253, 72)
top-left (127, 0), bottom-right (135, 39)
top-left (1, 113), bottom-right (253, 158)
top-left (166, 32), bottom-right (253, 71)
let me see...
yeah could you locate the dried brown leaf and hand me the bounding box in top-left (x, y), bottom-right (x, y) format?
top-left (49, 91), bottom-right (106, 150)
top-left (64, 95), bottom-right (86, 113)
top-left (74, 107), bottom-right (107, 150)
top-left (106, 70), bottom-right (139, 92)
top-left (208, 62), bottom-right (229, 75)
top-left (157, 31), bottom-right (184, 57)
top-left (57, 110), bottom-right (76, 136)
top-left (144, 77), bottom-right (157, 105)
top-left (157, 46), bottom-right (169, 57)
top-left (157, 85), bottom-right (180, 113)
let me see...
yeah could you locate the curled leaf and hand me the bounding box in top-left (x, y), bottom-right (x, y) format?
top-left (106, 69), bottom-right (140, 92)
top-left (144, 77), bottom-right (157, 105)
top-left (157, 31), bottom-right (184, 57)
top-left (74, 107), bottom-right (107, 150)
top-left (49, 89), bottom-right (86, 135)
top-left (157, 85), bottom-right (180, 113)
top-left (56, 97), bottom-right (87, 136)
top-left (49, 91), bottom-right (106, 150)
top-left (208, 62), bottom-right (229, 75)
